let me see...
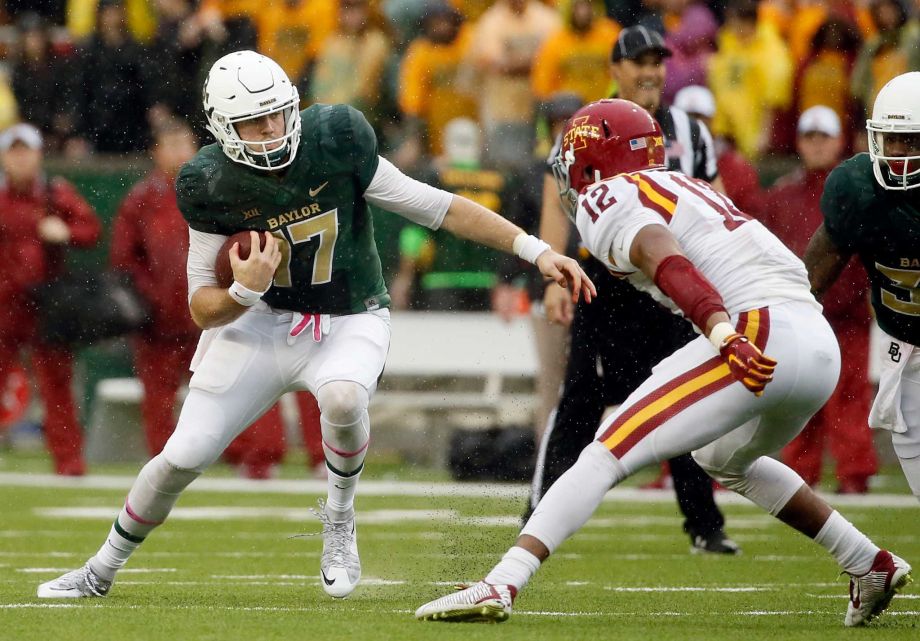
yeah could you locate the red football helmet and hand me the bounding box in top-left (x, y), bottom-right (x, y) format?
top-left (552, 99), bottom-right (666, 218)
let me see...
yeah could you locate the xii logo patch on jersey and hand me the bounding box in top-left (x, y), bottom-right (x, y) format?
top-left (242, 207), bottom-right (261, 220)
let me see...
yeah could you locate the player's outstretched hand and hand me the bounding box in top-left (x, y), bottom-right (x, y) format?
top-left (230, 231), bottom-right (282, 292)
top-left (535, 250), bottom-right (596, 305)
top-left (718, 333), bottom-right (777, 396)
top-left (544, 283), bottom-right (575, 326)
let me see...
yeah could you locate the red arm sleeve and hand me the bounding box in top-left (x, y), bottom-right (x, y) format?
top-left (653, 254), bottom-right (727, 331)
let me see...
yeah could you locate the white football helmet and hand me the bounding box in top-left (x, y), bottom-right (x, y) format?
top-left (867, 71), bottom-right (920, 190)
top-left (203, 50), bottom-right (301, 171)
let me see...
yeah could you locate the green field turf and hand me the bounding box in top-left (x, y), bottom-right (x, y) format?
top-left (0, 453), bottom-right (917, 641)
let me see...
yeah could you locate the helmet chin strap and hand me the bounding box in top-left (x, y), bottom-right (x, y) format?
top-left (266, 144), bottom-right (290, 164)
top-left (245, 142), bottom-right (291, 169)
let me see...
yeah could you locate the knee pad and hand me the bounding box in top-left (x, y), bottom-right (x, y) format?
top-left (317, 381), bottom-right (369, 427)
top-left (317, 382), bottom-right (370, 472)
top-left (701, 455), bottom-right (804, 516)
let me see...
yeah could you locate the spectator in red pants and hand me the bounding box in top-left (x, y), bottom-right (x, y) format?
top-left (110, 119), bottom-right (323, 477)
top-left (0, 123), bottom-right (101, 475)
top-left (759, 106), bottom-right (877, 493)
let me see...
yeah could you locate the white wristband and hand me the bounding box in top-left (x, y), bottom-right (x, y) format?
top-left (228, 281), bottom-right (265, 307)
top-left (708, 321), bottom-right (736, 350)
top-left (513, 232), bottom-right (551, 265)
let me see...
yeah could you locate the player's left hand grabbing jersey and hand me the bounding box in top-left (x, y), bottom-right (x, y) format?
top-left (573, 169), bottom-right (818, 322)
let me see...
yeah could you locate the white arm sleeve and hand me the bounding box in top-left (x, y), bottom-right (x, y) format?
top-left (363, 156), bottom-right (453, 230)
top-left (186, 227), bottom-right (227, 302)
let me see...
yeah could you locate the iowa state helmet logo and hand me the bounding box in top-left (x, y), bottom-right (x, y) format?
top-left (563, 116), bottom-right (602, 151)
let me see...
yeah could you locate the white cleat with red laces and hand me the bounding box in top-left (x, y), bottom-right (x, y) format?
top-left (845, 550), bottom-right (912, 627)
top-left (415, 581), bottom-right (516, 622)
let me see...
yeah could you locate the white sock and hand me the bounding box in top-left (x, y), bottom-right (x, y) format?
top-left (814, 510), bottom-right (880, 575)
top-left (485, 547), bottom-right (541, 591)
top-left (325, 464), bottom-right (362, 522)
top-left (90, 522), bottom-right (142, 581)
top-left (89, 454), bottom-right (199, 581)
top-left (521, 441), bottom-right (625, 553)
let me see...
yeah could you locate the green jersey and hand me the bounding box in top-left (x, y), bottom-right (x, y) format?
top-left (177, 104), bottom-right (390, 314)
top-left (822, 153), bottom-right (920, 343)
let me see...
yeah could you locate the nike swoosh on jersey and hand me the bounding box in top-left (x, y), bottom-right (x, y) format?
top-left (309, 182), bottom-right (329, 198)
top-left (321, 570), bottom-right (336, 586)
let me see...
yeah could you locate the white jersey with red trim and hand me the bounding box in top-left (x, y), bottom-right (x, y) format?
top-left (573, 168), bottom-right (819, 319)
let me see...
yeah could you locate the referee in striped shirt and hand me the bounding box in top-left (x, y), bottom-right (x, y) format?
top-left (529, 25), bottom-right (738, 554)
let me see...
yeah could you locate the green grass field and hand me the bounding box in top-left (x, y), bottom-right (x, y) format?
top-left (1, 452), bottom-right (917, 641)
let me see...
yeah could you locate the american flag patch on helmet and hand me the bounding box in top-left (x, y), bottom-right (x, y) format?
top-left (629, 137), bottom-right (647, 150)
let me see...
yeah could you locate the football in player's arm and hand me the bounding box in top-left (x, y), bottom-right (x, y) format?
top-left (804, 72), bottom-right (920, 501)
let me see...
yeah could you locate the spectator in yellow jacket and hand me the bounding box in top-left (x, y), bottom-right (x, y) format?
top-left (309, 0), bottom-right (392, 127)
top-left (531, 0), bottom-right (620, 103)
top-left (256, 0), bottom-right (337, 86)
top-left (399, 3), bottom-right (477, 156)
top-left (708, 0), bottom-right (792, 160)
top-left (759, 0), bottom-right (874, 66)
top-left (851, 0), bottom-right (920, 118)
top-left (67, 0), bottom-right (156, 43)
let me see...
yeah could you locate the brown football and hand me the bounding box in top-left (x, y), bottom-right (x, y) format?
top-left (214, 231), bottom-right (268, 288)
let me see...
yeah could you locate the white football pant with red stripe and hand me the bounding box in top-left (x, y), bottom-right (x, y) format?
top-left (523, 301), bottom-right (839, 552)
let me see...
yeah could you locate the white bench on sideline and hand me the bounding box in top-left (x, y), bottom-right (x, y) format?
top-left (86, 311), bottom-right (538, 463)
top-left (375, 311), bottom-right (536, 412)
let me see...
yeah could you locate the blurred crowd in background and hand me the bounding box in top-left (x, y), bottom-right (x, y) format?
top-left (0, 0), bottom-right (915, 164)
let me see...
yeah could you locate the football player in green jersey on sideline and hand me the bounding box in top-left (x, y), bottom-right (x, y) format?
top-left (36, 50), bottom-right (595, 601)
top-left (805, 71), bottom-right (920, 502)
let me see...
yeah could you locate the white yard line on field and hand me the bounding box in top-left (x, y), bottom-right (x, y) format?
top-left (6, 573), bottom-right (860, 593)
top-left (16, 568), bottom-right (176, 574)
top-left (33, 507), bottom-right (458, 523)
top-left (5, 602), bottom-right (916, 618)
top-left (2, 472), bottom-right (916, 507)
top-left (604, 586), bottom-right (770, 593)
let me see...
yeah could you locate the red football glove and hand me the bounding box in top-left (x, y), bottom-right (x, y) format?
top-left (718, 333), bottom-right (778, 396)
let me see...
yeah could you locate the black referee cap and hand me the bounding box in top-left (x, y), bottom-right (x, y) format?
top-left (611, 26), bottom-right (672, 63)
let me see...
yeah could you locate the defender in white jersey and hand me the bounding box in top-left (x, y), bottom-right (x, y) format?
top-left (415, 99), bottom-right (912, 626)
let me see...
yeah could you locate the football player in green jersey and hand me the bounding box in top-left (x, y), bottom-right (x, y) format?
top-left (805, 71), bottom-right (920, 502)
top-left (36, 50), bottom-right (595, 601)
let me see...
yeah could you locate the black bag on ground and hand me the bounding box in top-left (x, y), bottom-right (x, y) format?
top-left (448, 425), bottom-right (536, 482)
top-left (31, 270), bottom-right (150, 346)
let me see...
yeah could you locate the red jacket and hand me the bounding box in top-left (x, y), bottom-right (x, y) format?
top-left (109, 170), bottom-right (198, 338)
top-left (0, 176), bottom-right (100, 338)
top-left (759, 167), bottom-right (870, 323)
top-left (716, 143), bottom-right (763, 217)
